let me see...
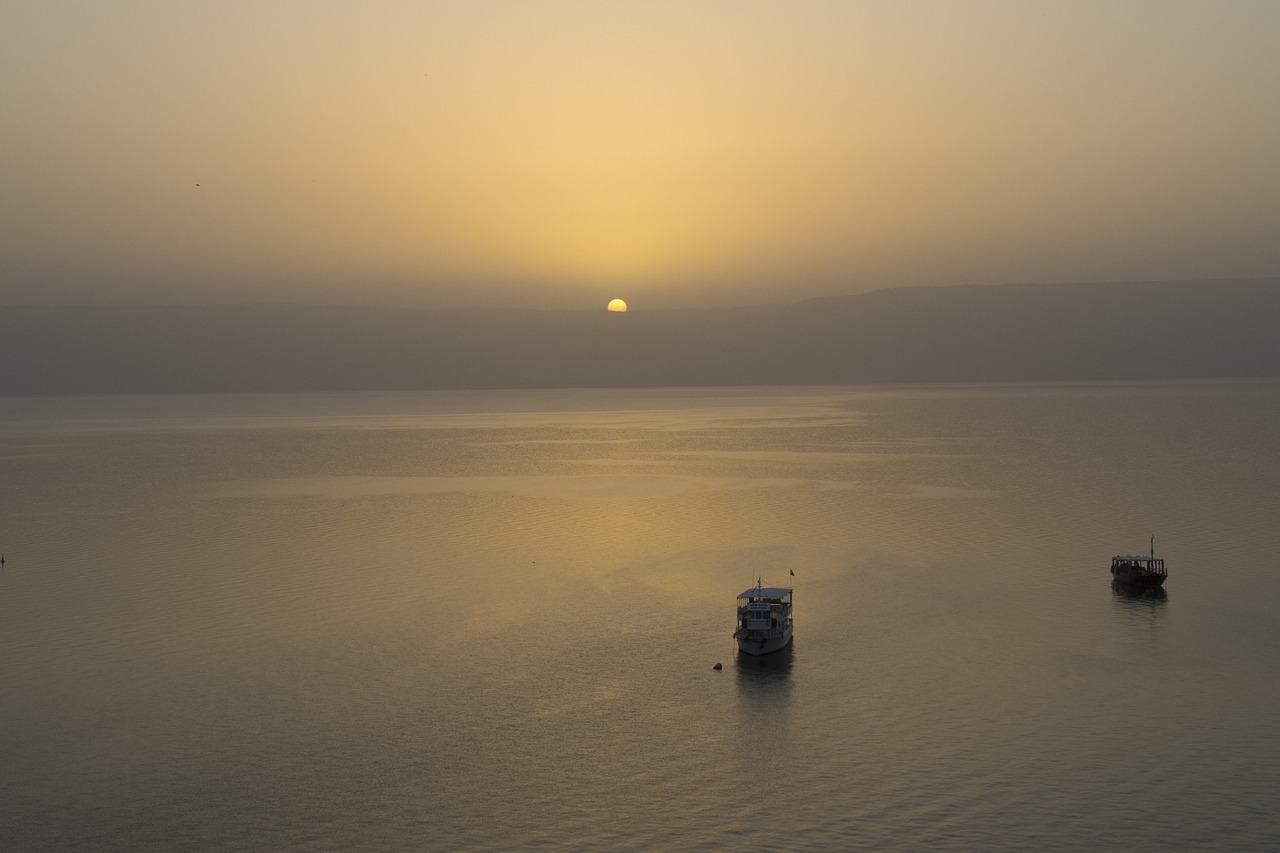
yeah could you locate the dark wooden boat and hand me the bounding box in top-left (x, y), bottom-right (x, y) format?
top-left (1111, 537), bottom-right (1167, 589)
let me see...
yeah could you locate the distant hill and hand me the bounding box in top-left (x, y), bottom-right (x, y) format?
top-left (1, 279), bottom-right (1277, 394)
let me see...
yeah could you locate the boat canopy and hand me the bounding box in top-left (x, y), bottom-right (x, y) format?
top-left (737, 587), bottom-right (792, 601)
top-left (1112, 555), bottom-right (1161, 562)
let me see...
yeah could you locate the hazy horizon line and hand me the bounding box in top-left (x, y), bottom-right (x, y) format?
top-left (3, 275), bottom-right (1276, 313)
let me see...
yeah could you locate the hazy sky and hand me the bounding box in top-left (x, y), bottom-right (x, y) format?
top-left (2, 1), bottom-right (1278, 308)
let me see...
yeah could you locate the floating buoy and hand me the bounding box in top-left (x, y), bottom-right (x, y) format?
top-left (712, 662), bottom-right (722, 670)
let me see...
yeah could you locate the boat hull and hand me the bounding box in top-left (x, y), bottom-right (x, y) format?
top-left (1111, 569), bottom-right (1167, 589)
top-left (736, 627), bottom-right (793, 656)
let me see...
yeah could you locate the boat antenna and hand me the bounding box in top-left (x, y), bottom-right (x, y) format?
top-left (1150, 535), bottom-right (1155, 559)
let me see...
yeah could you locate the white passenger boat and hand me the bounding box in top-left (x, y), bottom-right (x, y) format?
top-left (734, 579), bottom-right (793, 656)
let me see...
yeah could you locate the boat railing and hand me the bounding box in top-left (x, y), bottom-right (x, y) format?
top-left (738, 626), bottom-right (785, 639)
top-left (1111, 557), bottom-right (1167, 575)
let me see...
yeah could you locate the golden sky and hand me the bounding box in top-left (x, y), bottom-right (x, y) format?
top-left (2, 1), bottom-right (1277, 308)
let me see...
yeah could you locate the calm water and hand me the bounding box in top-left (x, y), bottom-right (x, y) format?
top-left (2, 382), bottom-right (1278, 851)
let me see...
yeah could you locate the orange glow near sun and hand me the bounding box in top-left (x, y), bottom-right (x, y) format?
top-left (607, 298), bottom-right (628, 312)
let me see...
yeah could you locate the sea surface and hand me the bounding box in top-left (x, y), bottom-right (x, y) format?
top-left (1, 382), bottom-right (1278, 851)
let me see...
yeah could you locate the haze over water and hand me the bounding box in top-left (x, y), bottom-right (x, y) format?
top-left (2, 381), bottom-right (1278, 850)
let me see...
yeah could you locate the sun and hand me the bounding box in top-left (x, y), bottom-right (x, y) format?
top-left (607, 298), bottom-right (628, 312)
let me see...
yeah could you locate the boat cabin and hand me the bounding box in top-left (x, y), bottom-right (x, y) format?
top-left (736, 586), bottom-right (793, 636)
